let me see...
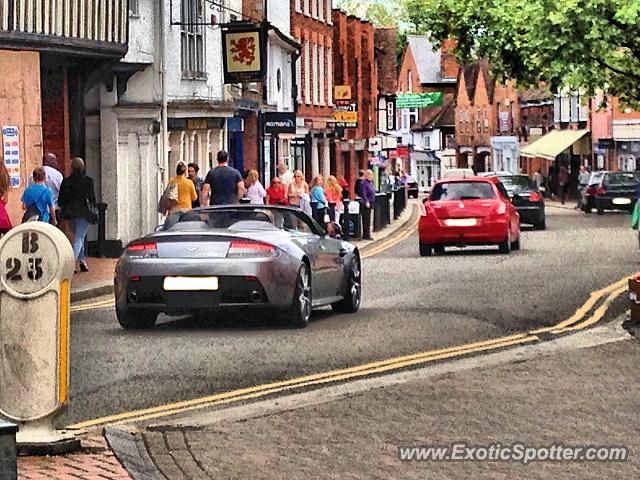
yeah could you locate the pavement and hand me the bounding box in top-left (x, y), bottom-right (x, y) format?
top-left (108, 317), bottom-right (640, 479)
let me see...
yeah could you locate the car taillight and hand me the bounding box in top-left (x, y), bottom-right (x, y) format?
top-left (227, 240), bottom-right (276, 257)
top-left (126, 242), bottom-right (157, 258)
top-left (596, 187), bottom-right (606, 195)
top-left (529, 192), bottom-right (542, 202)
top-left (496, 203), bottom-right (507, 215)
top-left (420, 201), bottom-right (429, 216)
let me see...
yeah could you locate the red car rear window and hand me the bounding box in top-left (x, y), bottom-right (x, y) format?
top-left (430, 182), bottom-right (496, 201)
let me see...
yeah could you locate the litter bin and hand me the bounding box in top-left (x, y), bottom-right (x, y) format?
top-left (374, 193), bottom-right (390, 232)
top-left (346, 199), bottom-right (362, 239)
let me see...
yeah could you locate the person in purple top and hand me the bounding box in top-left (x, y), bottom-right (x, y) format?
top-left (360, 169), bottom-right (376, 240)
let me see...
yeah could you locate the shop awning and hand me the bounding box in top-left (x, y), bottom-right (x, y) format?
top-left (520, 129), bottom-right (590, 160)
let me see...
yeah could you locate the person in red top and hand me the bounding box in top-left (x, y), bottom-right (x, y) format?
top-left (266, 177), bottom-right (289, 205)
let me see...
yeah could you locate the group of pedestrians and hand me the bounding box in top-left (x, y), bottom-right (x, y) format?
top-left (167, 151), bottom-right (380, 239)
top-left (0, 152), bottom-right (97, 273)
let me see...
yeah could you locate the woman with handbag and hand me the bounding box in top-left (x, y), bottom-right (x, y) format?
top-left (0, 163), bottom-right (12, 236)
top-left (59, 157), bottom-right (97, 273)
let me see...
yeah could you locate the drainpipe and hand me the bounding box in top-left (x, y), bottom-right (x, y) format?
top-left (159, 0), bottom-right (169, 189)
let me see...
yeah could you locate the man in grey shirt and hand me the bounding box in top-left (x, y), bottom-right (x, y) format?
top-left (201, 151), bottom-right (246, 205)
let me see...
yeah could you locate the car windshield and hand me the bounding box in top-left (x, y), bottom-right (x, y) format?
top-left (499, 175), bottom-right (536, 192)
top-left (430, 182), bottom-right (495, 201)
top-left (605, 172), bottom-right (637, 186)
top-left (169, 208), bottom-right (318, 234)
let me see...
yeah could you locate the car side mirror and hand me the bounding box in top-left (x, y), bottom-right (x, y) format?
top-left (154, 225), bottom-right (163, 232)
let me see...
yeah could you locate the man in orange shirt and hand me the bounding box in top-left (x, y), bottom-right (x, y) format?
top-left (165, 162), bottom-right (197, 229)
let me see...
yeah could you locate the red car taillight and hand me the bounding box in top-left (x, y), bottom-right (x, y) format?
top-left (126, 242), bottom-right (158, 258)
top-left (227, 240), bottom-right (276, 258)
top-left (420, 201), bottom-right (429, 216)
top-left (596, 187), bottom-right (606, 195)
top-left (496, 203), bottom-right (507, 215)
top-left (529, 192), bottom-right (542, 202)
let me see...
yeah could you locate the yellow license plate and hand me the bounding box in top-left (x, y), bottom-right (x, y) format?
top-left (163, 276), bottom-right (219, 291)
top-left (444, 218), bottom-right (478, 227)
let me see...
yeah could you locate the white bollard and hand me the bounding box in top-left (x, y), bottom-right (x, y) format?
top-left (0, 223), bottom-right (79, 455)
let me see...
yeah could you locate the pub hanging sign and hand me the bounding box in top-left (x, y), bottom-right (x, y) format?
top-left (222, 22), bottom-right (267, 84)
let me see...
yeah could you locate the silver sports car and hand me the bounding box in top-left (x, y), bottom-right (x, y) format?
top-left (114, 205), bottom-right (362, 329)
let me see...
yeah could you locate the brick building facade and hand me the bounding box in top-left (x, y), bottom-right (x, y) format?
top-left (332, 10), bottom-right (377, 197)
top-left (455, 61), bottom-right (520, 173)
top-left (291, 0), bottom-right (334, 180)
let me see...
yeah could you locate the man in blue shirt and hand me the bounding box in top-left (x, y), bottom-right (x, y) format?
top-left (21, 167), bottom-right (56, 225)
top-left (201, 151), bottom-right (246, 205)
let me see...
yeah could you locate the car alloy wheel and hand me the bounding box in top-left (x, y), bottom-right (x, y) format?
top-left (333, 257), bottom-right (362, 313)
top-left (289, 264), bottom-right (312, 328)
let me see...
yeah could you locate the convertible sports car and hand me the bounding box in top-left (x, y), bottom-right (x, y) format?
top-left (418, 177), bottom-right (521, 256)
top-left (114, 206), bottom-right (361, 329)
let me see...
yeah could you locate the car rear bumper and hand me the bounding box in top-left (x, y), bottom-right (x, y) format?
top-left (114, 256), bottom-right (298, 312)
top-left (516, 205), bottom-right (544, 224)
top-left (597, 195), bottom-right (635, 209)
top-left (419, 217), bottom-right (509, 245)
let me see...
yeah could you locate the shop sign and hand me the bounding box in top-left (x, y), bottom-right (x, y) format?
top-left (396, 92), bottom-right (443, 109)
top-left (334, 85), bottom-right (352, 101)
top-left (335, 102), bottom-right (358, 128)
top-left (222, 23), bottom-right (266, 84)
top-left (264, 112), bottom-right (296, 134)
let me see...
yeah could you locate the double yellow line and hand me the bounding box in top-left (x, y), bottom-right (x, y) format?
top-left (362, 207), bottom-right (420, 258)
top-left (71, 299), bottom-right (114, 313)
top-left (67, 272), bottom-right (635, 430)
top-left (67, 333), bottom-right (537, 430)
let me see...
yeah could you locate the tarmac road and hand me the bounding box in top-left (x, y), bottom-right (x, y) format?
top-left (58, 206), bottom-right (638, 427)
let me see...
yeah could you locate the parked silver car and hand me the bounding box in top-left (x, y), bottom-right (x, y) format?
top-left (114, 206), bottom-right (362, 329)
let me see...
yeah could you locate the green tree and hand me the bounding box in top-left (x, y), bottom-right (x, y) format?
top-left (406, 0), bottom-right (640, 104)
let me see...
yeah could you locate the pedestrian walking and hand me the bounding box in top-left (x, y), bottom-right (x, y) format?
top-left (266, 177), bottom-right (289, 205)
top-left (576, 165), bottom-right (590, 209)
top-left (187, 163), bottom-right (204, 208)
top-left (287, 170), bottom-right (309, 207)
top-left (0, 162), bottom-right (12, 236)
top-left (164, 162), bottom-right (197, 228)
top-left (310, 175), bottom-right (328, 225)
top-left (533, 169), bottom-right (544, 191)
top-left (360, 169), bottom-right (376, 240)
top-left (278, 161), bottom-right (294, 190)
top-left (325, 175), bottom-right (344, 223)
top-left (559, 166), bottom-right (570, 204)
top-left (354, 169), bottom-right (366, 198)
top-left (245, 169), bottom-right (267, 204)
top-left (202, 151), bottom-right (245, 205)
top-left (22, 167), bottom-right (57, 226)
top-left (58, 158), bottom-right (97, 272)
top-left (29, 152), bottom-right (63, 222)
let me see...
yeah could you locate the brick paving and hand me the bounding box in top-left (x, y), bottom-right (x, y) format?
top-left (71, 257), bottom-right (117, 292)
top-left (18, 431), bottom-right (131, 480)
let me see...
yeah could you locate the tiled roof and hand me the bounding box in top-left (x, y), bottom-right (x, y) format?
top-left (406, 35), bottom-right (455, 85)
top-left (412, 99), bottom-right (456, 131)
top-left (458, 61), bottom-right (495, 104)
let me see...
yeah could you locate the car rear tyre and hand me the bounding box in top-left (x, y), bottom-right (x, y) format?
top-left (596, 201), bottom-right (604, 215)
top-left (498, 230), bottom-right (512, 254)
top-left (419, 242), bottom-right (433, 257)
top-left (116, 307), bottom-right (157, 329)
top-left (535, 218), bottom-right (546, 230)
top-left (433, 245), bottom-right (445, 255)
top-left (332, 256), bottom-right (361, 314)
top-left (287, 264), bottom-right (312, 328)
top-left (511, 232), bottom-right (521, 251)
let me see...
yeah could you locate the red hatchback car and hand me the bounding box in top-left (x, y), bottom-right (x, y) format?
top-left (418, 177), bottom-right (521, 256)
